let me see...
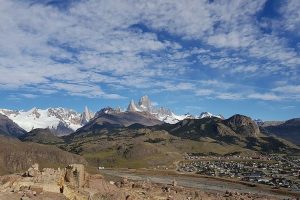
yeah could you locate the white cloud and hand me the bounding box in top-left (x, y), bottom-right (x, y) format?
top-left (0, 0), bottom-right (298, 102)
top-left (248, 93), bottom-right (282, 101)
top-left (195, 89), bottom-right (215, 96)
top-left (207, 31), bottom-right (253, 48)
top-left (51, 82), bottom-right (124, 99)
top-left (273, 85), bottom-right (300, 94)
top-left (217, 92), bottom-right (243, 100)
top-left (230, 65), bottom-right (258, 73)
top-left (0, 0), bottom-right (186, 98)
top-left (281, 105), bottom-right (296, 110)
top-left (21, 94), bottom-right (38, 99)
top-left (279, 0), bottom-right (300, 33)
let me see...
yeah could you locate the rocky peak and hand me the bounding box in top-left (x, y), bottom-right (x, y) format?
top-left (80, 106), bottom-right (94, 125)
top-left (225, 114), bottom-right (260, 137)
top-left (95, 107), bottom-right (121, 117)
top-left (30, 108), bottom-right (41, 118)
top-left (199, 112), bottom-right (223, 119)
top-left (199, 112), bottom-right (213, 118)
top-left (125, 95), bottom-right (198, 124)
top-left (216, 114), bottom-right (225, 120)
top-left (138, 95), bottom-right (152, 112)
top-left (127, 100), bottom-right (140, 112)
top-left (48, 107), bottom-right (79, 121)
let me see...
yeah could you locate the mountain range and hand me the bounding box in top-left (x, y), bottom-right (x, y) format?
top-left (0, 107), bottom-right (94, 136)
top-left (0, 95), bottom-right (299, 146)
top-left (0, 95), bottom-right (299, 172)
top-left (0, 95), bottom-right (299, 148)
top-left (59, 113), bottom-right (299, 169)
top-left (127, 95), bottom-right (223, 124)
top-left (0, 96), bottom-right (223, 136)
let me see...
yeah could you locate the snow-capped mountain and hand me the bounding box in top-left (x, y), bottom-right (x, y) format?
top-left (126, 96), bottom-right (223, 124)
top-left (199, 112), bottom-right (224, 119)
top-left (126, 96), bottom-right (182, 123)
top-left (95, 106), bottom-right (122, 117)
top-left (0, 95), bottom-right (224, 135)
top-left (0, 107), bottom-right (94, 136)
top-left (127, 100), bottom-right (142, 112)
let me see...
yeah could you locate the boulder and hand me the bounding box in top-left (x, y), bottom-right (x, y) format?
top-left (23, 163), bottom-right (40, 177)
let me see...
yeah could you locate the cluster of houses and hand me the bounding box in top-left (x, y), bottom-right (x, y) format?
top-left (178, 154), bottom-right (300, 192)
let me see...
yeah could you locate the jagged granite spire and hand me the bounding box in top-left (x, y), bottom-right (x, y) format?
top-left (80, 106), bottom-right (94, 125)
top-left (138, 95), bottom-right (152, 112)
top-left (127, 100), bottom-right (140, 112)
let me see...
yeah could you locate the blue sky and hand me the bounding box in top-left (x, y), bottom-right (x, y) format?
top-left (0, 0), bottom-right (299, 120)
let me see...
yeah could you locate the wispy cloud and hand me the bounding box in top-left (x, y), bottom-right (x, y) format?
top-left (0, 0), bottom-right (299, 103)
top-left (248, 93), bottom-right (282, 101)
top-left (273, 85), bottom-right (300, 94)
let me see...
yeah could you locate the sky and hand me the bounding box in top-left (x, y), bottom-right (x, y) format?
top-left (0, 0), bottom-right (299, 120)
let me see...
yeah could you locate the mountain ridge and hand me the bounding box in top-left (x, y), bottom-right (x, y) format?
top-left (1, 96), bottom-right (298, 139)
top-left (0, 114), bottom-right (27, 137)
top-left (126, 95), bottom-right (223, 124)
top-left (0, 107), bottom-right (94, 136)
top-left (261, 118), bottom-right (300, 145)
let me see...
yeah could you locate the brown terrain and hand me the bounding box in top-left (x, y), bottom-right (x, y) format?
top-left (0, 135), bottom-right (86, 175)
top-left (0, 163), bottom-right (289, 200)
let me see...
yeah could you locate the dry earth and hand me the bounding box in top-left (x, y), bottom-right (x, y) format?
top-left (1, 163), bottom-right (297, 200)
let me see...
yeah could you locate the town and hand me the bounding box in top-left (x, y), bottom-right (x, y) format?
top-left (177, 154), bottom-right (300, 193)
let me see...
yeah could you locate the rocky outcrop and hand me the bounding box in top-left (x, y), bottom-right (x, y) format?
top-left (23, 163), bottom-right (39, 177)
top-left (225, 114), bottom-right (261, 137)
top-left (0, 163), bottom-right (116, 200)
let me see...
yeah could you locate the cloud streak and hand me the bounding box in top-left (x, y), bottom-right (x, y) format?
top-left (0, 0), bottom-right (299, 102)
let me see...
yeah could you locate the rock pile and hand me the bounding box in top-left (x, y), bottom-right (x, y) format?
top-left (0, 163), bottom-right (119, 200)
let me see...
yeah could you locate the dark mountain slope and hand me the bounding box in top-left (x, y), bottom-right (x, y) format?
top-left (162, 115), bottom-right (260, 139)
top-left (160, 115), bottom-right (298, 152)
top-left (19, 128), bottom-right (64, 144)
top-left (0, 114), bottom-right (26, 137)
top-left (262, 118), bottom-right (300, 145)
top-left (71, 111), bottom-right (162, 138)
